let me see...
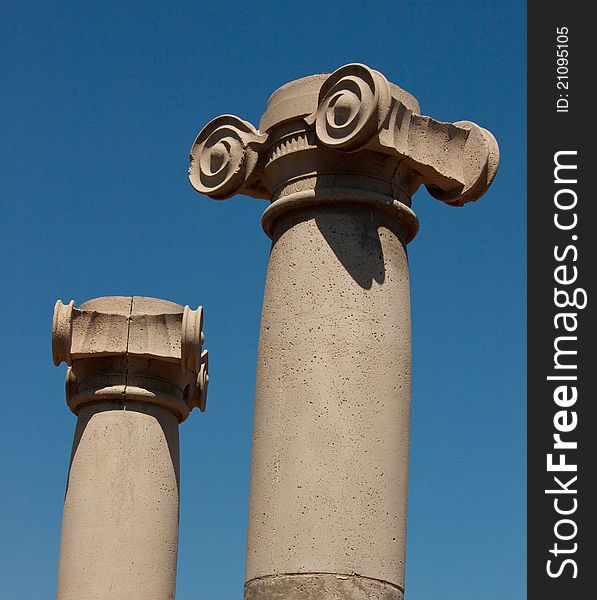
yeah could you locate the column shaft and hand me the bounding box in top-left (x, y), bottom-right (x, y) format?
top-left (245, 206), bottom-right (411, 599)
top-left (57, 401), bottom-right (180, 600)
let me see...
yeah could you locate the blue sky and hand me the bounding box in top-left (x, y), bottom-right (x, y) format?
top-left (0, 1), bottom-right (526, 599)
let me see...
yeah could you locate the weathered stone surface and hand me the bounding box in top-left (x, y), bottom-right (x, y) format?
top-left (52, 295), bottom-right (208, 419)
top-left (52, 296), bottom-right (208, 600)
top-left (56, 401), bottom-right (181, 600)
top-left (245, 207), bottom-right (411, 587)
top-left (245, 573), bottom-right (403, 600)
top-left (189, 63), bottom-right (498, 600)
top-left (189, 62), bottom-right (499, 218)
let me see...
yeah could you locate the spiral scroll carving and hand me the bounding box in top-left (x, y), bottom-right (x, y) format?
top-left (181, 305), bottom-right (204, 373)
top-left (52, 299), bottom-right (75, 366)
top-left (188, 64), bottom-right (499, 229)
top-left (184, 349), bottom-right (209, 413)
top-left (197, 349), bottom-right (209, 413)
top-left (314, 63), bottom-right (391, 151)
top-left (189, 115), bottom-right (263, 199)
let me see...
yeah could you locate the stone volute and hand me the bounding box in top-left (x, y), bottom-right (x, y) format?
top-left (189, 63), bottom-right (499, 600)
top-left (52, 296), bottom-right (208, 600)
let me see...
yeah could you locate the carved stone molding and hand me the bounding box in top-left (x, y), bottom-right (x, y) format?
top-left (188, 63), bottom-right (499, 240)
top-left (52, 296), bottom-right (209, 420)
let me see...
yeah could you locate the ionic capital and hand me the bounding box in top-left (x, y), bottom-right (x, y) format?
top-left (189, 63), bottom-right (499, 242)
top-left (52, 296), bottom-right (209, 421)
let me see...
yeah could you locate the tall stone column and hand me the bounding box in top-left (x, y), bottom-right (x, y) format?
top-left (52, 296), bottom-right (208, 600)
top-left (189, 63), bottom-right (498, 600)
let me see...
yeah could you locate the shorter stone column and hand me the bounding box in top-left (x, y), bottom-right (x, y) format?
top-left (52, 296), bottom-right (208, 600)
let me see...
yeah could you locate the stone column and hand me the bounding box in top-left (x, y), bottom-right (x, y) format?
top-left (52, 296), bottom-right (208, 600)
top-left (189, 63), bottom-right (499, 600)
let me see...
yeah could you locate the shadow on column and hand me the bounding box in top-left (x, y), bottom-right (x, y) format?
top-left (65, 400), bottom-right (181, 498)
top-left (314, 206), bottom-right (388, 290)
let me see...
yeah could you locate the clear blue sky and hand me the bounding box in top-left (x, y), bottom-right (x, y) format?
top-left (0, 1), bottom-right (526, 599)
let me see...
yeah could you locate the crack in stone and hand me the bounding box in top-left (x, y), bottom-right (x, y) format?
top-left (123, 296), bottom-right (134, 404)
